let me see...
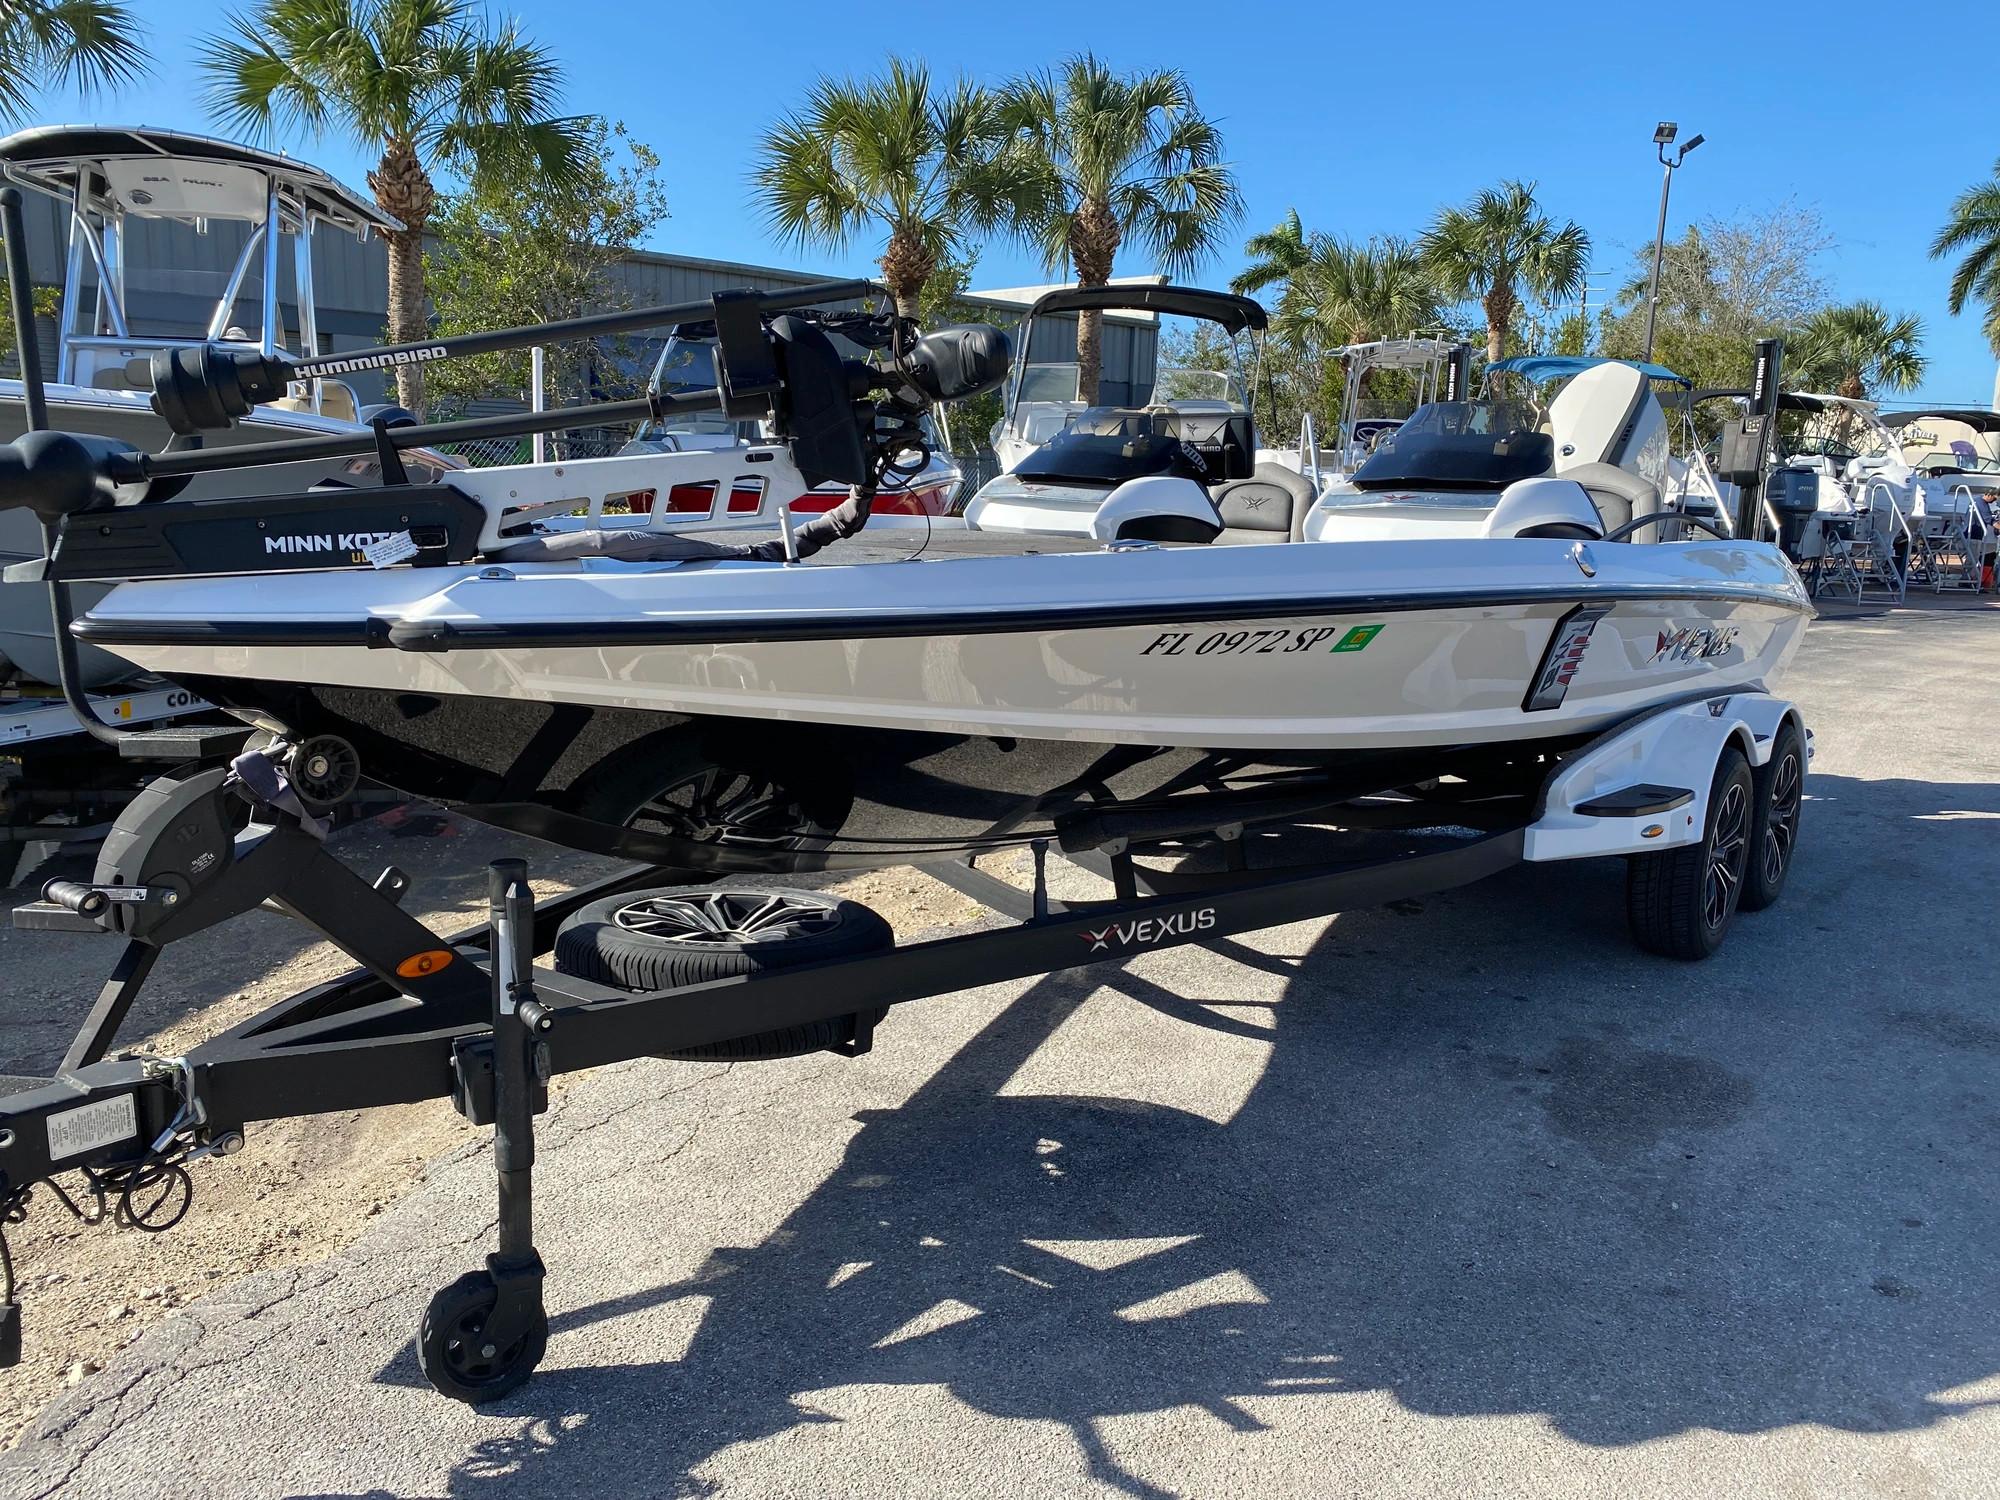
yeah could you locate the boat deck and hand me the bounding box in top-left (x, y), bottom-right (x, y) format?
top-left (696, 526), bottom-right (1109, 566)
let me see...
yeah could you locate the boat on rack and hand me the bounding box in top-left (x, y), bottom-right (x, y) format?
top-left (0, 190), bottom-right (1825, 1412)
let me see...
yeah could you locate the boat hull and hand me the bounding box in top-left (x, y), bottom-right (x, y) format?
top-left (77, 536), bottom-right (1813, 869)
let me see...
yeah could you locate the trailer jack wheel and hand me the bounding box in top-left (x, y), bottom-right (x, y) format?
top-left (417, 1264), bottom-right (547, 1404)
top-left (417, 858), bottom-right (554, 1403)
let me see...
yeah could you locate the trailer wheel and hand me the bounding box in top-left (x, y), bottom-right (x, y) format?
top-left (568, 733), bottom-right (848, 860)
top-left (416, 1270), bottom-right (546, 1405)
top-left (1626, 745), bottom-right (1754, 960)
top-left (1739, 720), bottom-right (1805, 913)
top-left (554, 886), bottom-right (892, 1060)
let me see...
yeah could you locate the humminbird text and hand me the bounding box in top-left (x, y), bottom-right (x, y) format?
top-left (308, 346), bottom-right (449, 375)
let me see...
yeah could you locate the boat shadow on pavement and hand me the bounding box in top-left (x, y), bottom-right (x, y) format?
top-left (285, 768), bottom-right (2000, 1500)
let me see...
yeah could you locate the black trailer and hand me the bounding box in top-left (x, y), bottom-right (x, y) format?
top-left (0, 724), bottom-right (1539, 1399)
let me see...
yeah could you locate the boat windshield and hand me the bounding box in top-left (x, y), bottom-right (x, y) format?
top-left (1347, 401), bottom-right (1552, 491)
top-left (648, 335), bottom-right (719, 397)
top-left (1012, 407), bottom-right (1250, 487)
top-left (635, 336), bottom-right (756, 442)
top-left (1152, 367), bottom-right (1244, 404)
top-left (1911, 450), bottom-right (2000, 475)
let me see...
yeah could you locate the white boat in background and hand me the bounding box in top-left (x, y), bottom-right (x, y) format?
top-left (1263, 337), bottom-right (1465, 492)
top-left (963, 284), bottom-right (1322, 541)
top-left (0, 124), bottom-right (456, 687)
top-left (1667, 387), bottom-right (1997, 595)
top-left (1881, 407), bottom-right (2000, 512)
top-left (616, 326), bottom-right (962, 522)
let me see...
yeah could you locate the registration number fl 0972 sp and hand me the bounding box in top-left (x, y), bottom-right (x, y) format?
top-left (1142, 624), bottom-right (1383, 658)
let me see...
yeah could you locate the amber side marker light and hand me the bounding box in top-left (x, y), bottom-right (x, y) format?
top-left (396, 949), bottom-right (455, 978)
top-left (1641, 825), bottom-right (1665, 839)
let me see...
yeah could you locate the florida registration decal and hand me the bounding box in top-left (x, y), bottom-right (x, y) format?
top-left (1141, 624), bottom-right (1384, 658)
top-left (1332, 624), bottom-right (1384, 653)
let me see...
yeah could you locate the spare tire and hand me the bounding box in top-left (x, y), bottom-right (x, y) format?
top-left (553, 886), bottom-right (892, 1060)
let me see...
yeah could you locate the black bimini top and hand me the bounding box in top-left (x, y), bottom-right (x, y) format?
top-left (1880, 409), bottom-right (2000, 433)
top-left (1023, 284), bottom-right (1268, 334)
top-left (1684, 388), bottom-right (1839, 414)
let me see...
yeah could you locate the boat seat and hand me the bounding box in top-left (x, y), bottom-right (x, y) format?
top-left (268, 380), bottom-right (362, 423)
top-left (1562, 462), bottom-right (1660, 535)
top-left (1210, 463), bottom-right (1316, 545)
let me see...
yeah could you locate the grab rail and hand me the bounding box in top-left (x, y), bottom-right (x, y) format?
top-left (1861, 476), bottom-right (1912, 603)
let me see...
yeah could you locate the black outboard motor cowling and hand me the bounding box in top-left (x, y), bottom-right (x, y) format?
top-left (1766, 467), bottom-right (1819, 560)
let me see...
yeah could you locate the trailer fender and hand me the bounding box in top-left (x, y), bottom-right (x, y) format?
top-left (1523, 693), bottom-right (1807, 863)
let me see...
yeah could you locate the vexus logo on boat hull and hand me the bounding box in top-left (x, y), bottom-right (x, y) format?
top-left (1083, 907), bottom-right (1218, 953)
top-left (1651, 624), bottom-right (1740, 664)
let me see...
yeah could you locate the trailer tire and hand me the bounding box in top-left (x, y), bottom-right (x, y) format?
top-left (554, 886), bottom-right (892, 1060)
top-left (1739, 719), bottom-right (1804, 913)
top-left (1625, 745), bottom-right (1753, 960)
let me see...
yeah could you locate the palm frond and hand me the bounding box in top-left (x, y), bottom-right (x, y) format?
top-left (1930, 169), bottom-right (2000, 315)
top-left (7, 0), bottom-right (146, 92)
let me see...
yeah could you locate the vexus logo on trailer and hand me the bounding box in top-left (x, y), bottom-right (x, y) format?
top-left (1083, 908), bottom-right (1218, 953)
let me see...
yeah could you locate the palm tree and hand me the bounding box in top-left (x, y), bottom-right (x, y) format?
top-left (1232, 209), bottom-right (1310, 298)
top-left (0, 0), bottom-right (144, 123)
top-left (753, 59), bottom-right (1033, 323)
top-left (999, 55), bottom-right (1242, 402)
top-left (1419, 180), bottom-right (1589, 365)
top-left (200, 0), bottom-right (591, 414)
top-left (1931, 161), bottom-right (2000, 355)
top-left (1790, 301), bottom-right (1925, 400)
top-left (1277, 236), bottom-right (1443, 356)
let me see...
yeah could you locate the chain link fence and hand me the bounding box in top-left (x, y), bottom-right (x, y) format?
top-left (428, 417), bottom-right (643, 470)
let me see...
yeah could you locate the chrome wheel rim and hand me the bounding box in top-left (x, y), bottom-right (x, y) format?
top-left (1761, 751), bottom-right (1802, 887)
top-left (1704, 779), bottom-right (1751, 930)
top-left (633, 766), bottom-right (811, 847)
top-left (611, 890), bottom-right (840, 945)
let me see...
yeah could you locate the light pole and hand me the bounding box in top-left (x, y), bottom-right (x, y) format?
top-left (1642, 122), bottom-right (1704, 361)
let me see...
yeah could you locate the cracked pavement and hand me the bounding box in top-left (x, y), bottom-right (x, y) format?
top-left (4, 602), bottom-right (1999, 1499)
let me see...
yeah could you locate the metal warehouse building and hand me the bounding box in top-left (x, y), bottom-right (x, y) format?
top-left (10, 187), bottom-right (1159, 411)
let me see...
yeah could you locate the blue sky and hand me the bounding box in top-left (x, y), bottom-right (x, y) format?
top-left (22, 0), bottom-right (2000, 406)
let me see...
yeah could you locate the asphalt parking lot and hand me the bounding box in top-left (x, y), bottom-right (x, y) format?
top-left (3, 599), bottom-right (1998, 1500)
